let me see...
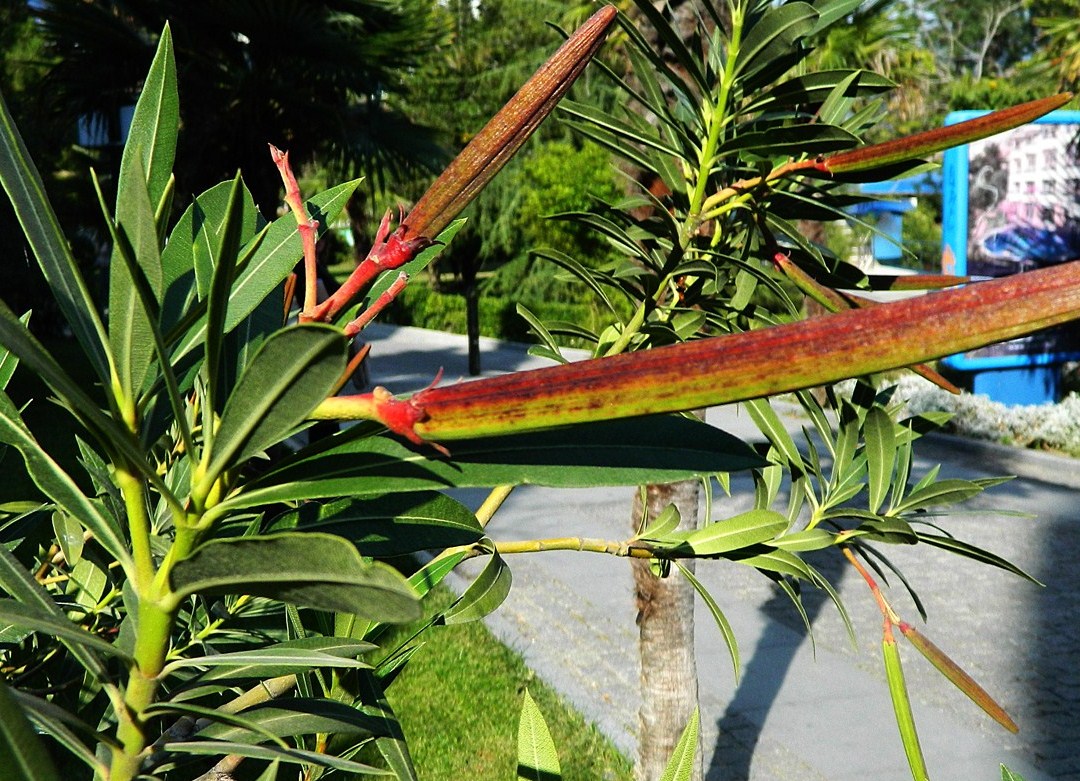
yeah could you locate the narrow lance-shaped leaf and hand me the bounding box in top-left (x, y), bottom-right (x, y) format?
top-left (203, 324), bottom-right (346, 486)
top-left (0, 548), bottom-right (111, 680)
top-left (204, 172), bottom-right (248, 415)
top-left (316, 260), bottom-right (1080, 441)
top-left (224, 416), bottom-right (763, 513)
top-left (441, 547), bottom-right (512, 625)
top-left (675, 562), bottom-right (739, 682)
top-left (864, 407), bottom-right (896, 515)
top-left (0, 599), bottom-right (131, 662)
top-left (0, 681), bottom-right (61, 781)
top-left (658, 708), bottom-right (700, 781)
top-left (170, 180), bottom-right (361, 363)
top-left (109, 24), bottom-right (178, 398)
top-left (168, 532), bottom-right (420, 622)
top-left (882, 626), bottom-right (930, 781)
top-left (823, 93), bottom-right (1071, 174)
top-left (118, 23), bottom-right (178, 218)
top-left (0, 393), bottom-right (132, 571)
top-left (517, 690), bottom-right (561, 781)
top-left (0, 90), bottom-right (110, 381)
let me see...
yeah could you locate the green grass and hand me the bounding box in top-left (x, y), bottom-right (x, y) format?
top-left (375, 586), bottom-right (633, 781)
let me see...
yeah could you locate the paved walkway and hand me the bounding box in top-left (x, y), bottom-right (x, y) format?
top-left (362, 323), bottom-right (1080, 781)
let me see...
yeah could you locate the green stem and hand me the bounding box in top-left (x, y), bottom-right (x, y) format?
top-left (685, 1), bottom-right (743, 240)
top-left (110, 598), bottom-right (173, 781)
top-left (109, 475), bottom-right (202, 781)
top-left (603, 272), bottom-right (677, 357)
top-left (116, 468), bottom-right (154, 592)
top-left (475, 484), bottom-right (514, 529)
top-left (495, 536), bottom-right (653, 558)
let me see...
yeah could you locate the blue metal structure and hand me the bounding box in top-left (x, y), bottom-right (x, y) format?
top-left (940, 111), bottom-right (1080, 403)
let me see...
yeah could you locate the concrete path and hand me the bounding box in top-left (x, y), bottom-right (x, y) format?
top-left (361, 323), bottom-right (1080, 781)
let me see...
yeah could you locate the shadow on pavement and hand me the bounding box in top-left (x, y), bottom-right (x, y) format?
top-left (707, 550), bottom-right (847, 780)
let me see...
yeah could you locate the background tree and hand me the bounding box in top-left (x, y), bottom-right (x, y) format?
top-left (32, 0), bottom-right (445, 217)
top-left (399, 0), bottom-right (623, 372)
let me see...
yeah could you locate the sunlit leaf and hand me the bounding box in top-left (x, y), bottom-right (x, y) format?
top-left (441, 548), bottom-right (511, 625)
top-left (882, 629), bottom-right (929, 781)
top-left (673, 509), bottom-right (787, 556)
top-left (163, 638), bottom-right (376, 680)
top-left (657, 708), bottom-right (699, 781)
top-left (517, 690), bottom-right (561, 781)
top-left (676, 562), bottom-right (739, 681)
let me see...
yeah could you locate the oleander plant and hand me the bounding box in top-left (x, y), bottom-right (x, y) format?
top-left (1, 3), bottom-right (1079, 781)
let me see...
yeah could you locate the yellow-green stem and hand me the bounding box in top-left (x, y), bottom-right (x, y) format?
top-left (110, 597), bottom-right (174, 781)
top-left (116, 468), bottom-right (154, 596)
top-left (476, 484), bottom-right (514, 529)
top-left (495, 536), bottom-right (654, 558)
top-left (685, 0), bottom-right (743, 240)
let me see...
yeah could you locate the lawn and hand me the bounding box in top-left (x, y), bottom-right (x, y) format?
top-left (375, 586), bottom-right (633, 781)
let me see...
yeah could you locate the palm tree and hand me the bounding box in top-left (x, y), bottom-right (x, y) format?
top-left (35, 0), bottom-right (445, 215)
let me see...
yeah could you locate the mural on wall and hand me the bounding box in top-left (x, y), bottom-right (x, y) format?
top-left (945, 115), bottom-right (1080, 366)
top-left (967, 122), bottom-right (1080, 278)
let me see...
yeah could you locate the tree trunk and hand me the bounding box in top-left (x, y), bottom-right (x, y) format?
top-left (632, 475), bottom-right (703, 781)
top-left (465, 282), bottom-right (481, 376)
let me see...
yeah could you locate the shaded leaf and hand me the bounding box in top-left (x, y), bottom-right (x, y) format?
top-left (0, 548), bottom-right (109, 678)
top-left (203, 172), bottom-right (249, 415)
top-left (0, 393), bottom-right (130, 569)
top-left (735, 3), bottom-right (817, 83)
top-left (9, 688), bottom-right (109, 772)
top-left (267, 492), bottom-right (482, 558)
top-left (194, 699), bottom-right (390, 743)
top-left (205, 324), bottom-right (346, 483)
top-left (170, 533), bottom-right (420, 622)
top-left (0, 87), bottom-right (110, 381)
top-left (0, 680), bottom-right (60, 781)
top-left (0, 599), bottom-right (130, 661)
top-left (162, 739), bottom-right (391, 774)
top-left (229, 416), bottom-right (763, 510)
